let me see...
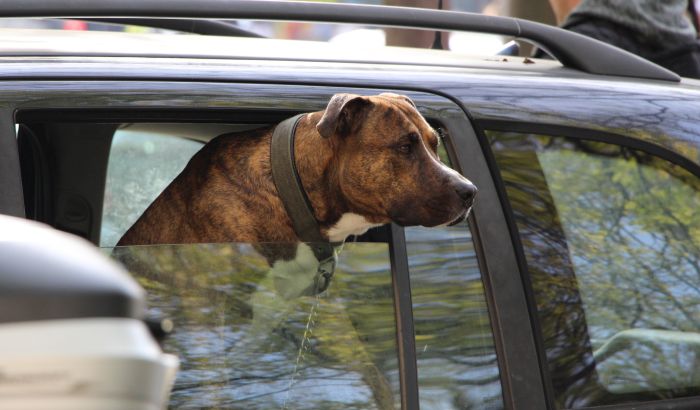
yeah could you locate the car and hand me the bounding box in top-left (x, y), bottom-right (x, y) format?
top-left (1, 1), bottom-right (700, 409)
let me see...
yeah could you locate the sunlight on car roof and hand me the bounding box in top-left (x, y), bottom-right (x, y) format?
top-left (0, 17), bottom-right (508, 56)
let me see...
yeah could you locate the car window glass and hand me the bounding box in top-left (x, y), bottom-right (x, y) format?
top-left (488, 130), bottom-right (700, 408)
top-left (404, 137), bottom-right (504, 409)
top-left (110, 241), bottom-right (400, 409)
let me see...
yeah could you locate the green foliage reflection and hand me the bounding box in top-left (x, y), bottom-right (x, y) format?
top-left (110, 242), bottom-right (399, 410)
top-left (489, 131), bottom-right (700, 408)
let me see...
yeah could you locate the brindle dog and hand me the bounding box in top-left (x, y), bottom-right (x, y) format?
top-left (117, 93), bottom-right (475, 246)
top-left (115, 93), bottom-right (476, 409)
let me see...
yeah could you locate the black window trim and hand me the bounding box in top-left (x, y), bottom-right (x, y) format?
top-left (389, 223), bottom-right (419, 410)
top-left (0, 108), bottom-right (24, 217)
top-left (447, 109), bottom-right (546, 410)
top-left (477, 119), bottom-right (700, 410)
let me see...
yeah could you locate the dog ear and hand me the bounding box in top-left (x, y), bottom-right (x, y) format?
top-left (378, 92), bottom-right (417, 108)
top-left (317, 93), bottom-right (371, 138)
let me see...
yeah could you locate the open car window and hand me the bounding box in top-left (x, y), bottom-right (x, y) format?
top-left (101, 123), bottom-right (267, 247)
top-left (103, 126), bottom-right (401, 407)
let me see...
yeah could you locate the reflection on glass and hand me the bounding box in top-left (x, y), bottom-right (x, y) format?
top-left (109, 242), bottom-right (399, 409)
top-left (488, 131), bottom-right (700, 408)
top-left (405, 223), bottom-right (503, 408)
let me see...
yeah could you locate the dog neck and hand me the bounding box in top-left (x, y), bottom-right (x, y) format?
top-left (324, 212), bottom-right (382, 242)
top-left (292, 113), bottom-right (380, 242)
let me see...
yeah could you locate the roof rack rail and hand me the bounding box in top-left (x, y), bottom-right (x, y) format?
top-left (0, 0), bottom-right (680, 82)
top-left (81, 18), bottom-right (264, 38)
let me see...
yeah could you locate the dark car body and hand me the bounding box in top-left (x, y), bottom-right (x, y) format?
top-left (2, 2), bottom-right (700, 410)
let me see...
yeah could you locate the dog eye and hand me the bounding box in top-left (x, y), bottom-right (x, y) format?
top-left (398, 143), bottom-right (412, 154)
top-left (397, 132), bottom-right (418, 155)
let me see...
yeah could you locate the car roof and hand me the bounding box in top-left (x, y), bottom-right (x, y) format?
top-left (6, 27), bottom-right (694, 88)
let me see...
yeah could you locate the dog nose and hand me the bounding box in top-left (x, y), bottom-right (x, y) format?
top-left (455, 181), bottom-right (477, 205)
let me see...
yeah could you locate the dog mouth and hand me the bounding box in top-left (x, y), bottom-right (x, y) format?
top-left (390, 198), bottom-right (473, 228)
top-left (447, 206), bottom-right (471, 227)
top-left (447, 214), bottom-right (465, 226)
top-left (413, 205), bottom-right (471, 228)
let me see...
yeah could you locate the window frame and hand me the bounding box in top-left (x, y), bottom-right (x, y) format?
top-left (479, 119), bottom-right (700, 410)
top-left (0, 107), bottom-right (23, 217)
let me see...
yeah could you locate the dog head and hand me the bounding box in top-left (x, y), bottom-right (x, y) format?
top-left (317, 92), bottom-right (476, 230)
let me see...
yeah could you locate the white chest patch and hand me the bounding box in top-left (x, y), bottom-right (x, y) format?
top-left (326, 213), bottom-right (382, 242)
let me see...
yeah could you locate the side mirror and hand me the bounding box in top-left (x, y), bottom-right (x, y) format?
top-left (0, 215), bottom-right (177, 410)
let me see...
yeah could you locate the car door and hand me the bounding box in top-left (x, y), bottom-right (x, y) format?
top-left (480, 119), bottom-right (700, 410)
top-left (3, 79), bottom-right (537, 409)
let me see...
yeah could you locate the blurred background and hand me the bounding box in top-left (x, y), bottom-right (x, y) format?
top-left (0, 0), bottom-right (558, 56)
top-left (2, 0), bottom-right (698, 57)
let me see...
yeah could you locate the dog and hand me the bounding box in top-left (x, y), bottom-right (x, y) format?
top-left (115, 93), bottom-right (477, 408)
top-left (117, 92), bottom-right (476, 247)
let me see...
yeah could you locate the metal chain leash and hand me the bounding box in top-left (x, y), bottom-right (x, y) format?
top-left (281, 293), bottom-right (321, 410)
top-left (281, 244), bottom-right (341, 409)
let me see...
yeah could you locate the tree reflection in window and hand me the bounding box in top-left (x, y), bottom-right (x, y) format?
top-left (488, 131), bottom-right (700, 408)
top-left (111, 242), bottom-right (400, 410)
